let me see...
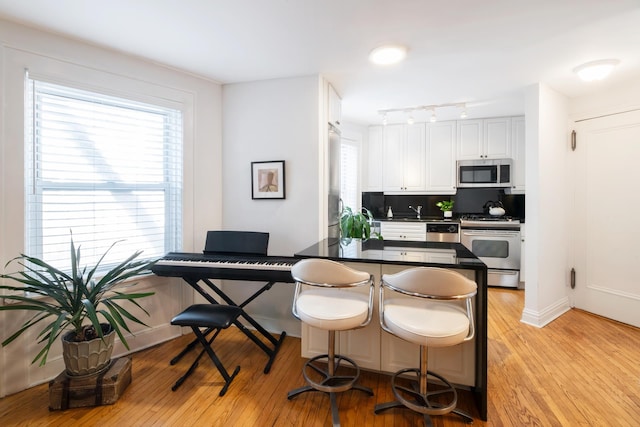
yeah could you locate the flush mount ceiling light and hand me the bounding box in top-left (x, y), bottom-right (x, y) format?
top-left (369, 45), bottom-right (407, 65)
top-left (573, 59), bottom-right (620, 82)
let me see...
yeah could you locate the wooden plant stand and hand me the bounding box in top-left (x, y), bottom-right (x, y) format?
top-left (49, 357), bottom-right (132, 411)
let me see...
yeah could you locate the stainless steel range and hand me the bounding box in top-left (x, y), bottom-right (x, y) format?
top-left (460, 215), bottom-right (521, 288)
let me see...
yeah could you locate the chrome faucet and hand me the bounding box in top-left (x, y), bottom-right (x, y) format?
top-left (409, 205), bottom-right (422, 219)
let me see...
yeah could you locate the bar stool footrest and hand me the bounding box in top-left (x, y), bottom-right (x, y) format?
top-left (301, 353), bottom-right (367, 394)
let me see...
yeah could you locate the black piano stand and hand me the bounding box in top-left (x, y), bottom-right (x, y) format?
top-left (171, 276), bottom-right (286, 374)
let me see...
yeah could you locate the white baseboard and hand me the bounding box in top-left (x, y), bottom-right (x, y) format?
top-left (242, 314), bottom-right (301, 338)
top-left (520, 296), bottom-right (571, 328)
top-left (112, 323), bottom-right (181, 357)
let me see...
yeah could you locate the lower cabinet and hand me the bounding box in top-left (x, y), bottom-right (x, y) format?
top-left (380, 221), bottom-right (426, 241)
top-left (520, 223), bottom-right (526, 283)
top-left (300, 262), bottom-right (476, 386)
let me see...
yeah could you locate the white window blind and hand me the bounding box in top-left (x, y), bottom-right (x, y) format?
top-left (25, 78), bottom-right (183, 272)
top-left (340, 139), bottom-right (359, 211)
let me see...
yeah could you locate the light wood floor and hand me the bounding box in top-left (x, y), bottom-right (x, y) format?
top-left (1, 288), bottom-right (639, 426)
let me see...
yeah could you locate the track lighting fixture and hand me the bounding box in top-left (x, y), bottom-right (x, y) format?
top-left (377, 102), bottom-right (468, 125)
top-left (460, 105), bottom-right (467, 119)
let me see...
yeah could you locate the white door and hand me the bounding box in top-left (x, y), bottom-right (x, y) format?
top-left (572, 110), bottom-right (640, 328)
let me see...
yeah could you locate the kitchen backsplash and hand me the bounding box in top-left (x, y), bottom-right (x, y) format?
top-left (362, 189), bottom-right (525, 220)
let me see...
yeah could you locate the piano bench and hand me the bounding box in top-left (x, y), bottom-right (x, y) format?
top-left (170, 304), bottom-right (242, 396)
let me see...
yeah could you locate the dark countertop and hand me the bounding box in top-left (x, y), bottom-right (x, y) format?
top-left (374, 216), bottom-right (459, 223)
top-left (294, 238), bottom-right (485, 271)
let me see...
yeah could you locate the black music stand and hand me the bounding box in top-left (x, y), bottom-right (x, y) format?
top-left (170, 231), bottom-right (287, 374)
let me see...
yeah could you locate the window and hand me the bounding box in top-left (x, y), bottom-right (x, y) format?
top-left (25, 78), bottom-right (183, 271)
top-left (340, 137), bottom-right (359, 211)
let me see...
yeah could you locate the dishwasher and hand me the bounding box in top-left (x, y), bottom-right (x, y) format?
top-left (426, 222), bottom-right (460, 242)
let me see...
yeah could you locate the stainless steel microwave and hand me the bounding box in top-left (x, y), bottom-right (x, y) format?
top-left (457, 158), bottom-right (512, 188)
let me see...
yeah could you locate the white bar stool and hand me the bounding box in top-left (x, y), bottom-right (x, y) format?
top-left (287, 258), bottom-right (375, 427)
top-left (374, 267), bottom-right (477, 426)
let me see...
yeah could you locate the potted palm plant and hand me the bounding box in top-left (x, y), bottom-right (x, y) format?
top-left (339, 206), bottom-right (382, 240)
top-left (0, 234), bottom-right (155, 376)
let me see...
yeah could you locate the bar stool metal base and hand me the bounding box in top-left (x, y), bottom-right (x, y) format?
top-left (374, 368), bottom-right (473, 426)
top-left (288, 353), bottom-right (373, 427)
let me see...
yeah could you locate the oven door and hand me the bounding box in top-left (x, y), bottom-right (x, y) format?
top-left (460, 228), bottom-right (521, 270)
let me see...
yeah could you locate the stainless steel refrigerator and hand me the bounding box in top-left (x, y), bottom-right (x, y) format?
top-left (328, 123), bottom-right (341, 238)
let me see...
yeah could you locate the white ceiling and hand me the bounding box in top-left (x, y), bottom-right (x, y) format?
top-left (1, 0), bottom-right (639, 125)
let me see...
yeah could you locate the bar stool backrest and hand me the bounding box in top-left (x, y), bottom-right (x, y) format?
top-left (382, 267), bottom-right (477, 299)
top-left (292, 258), bottom-right (371, 288)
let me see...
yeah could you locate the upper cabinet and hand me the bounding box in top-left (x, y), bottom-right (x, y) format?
top-left (509, 116), bottom-right (526, 193)
top-left (363, 116), bottom-right (523, 195)
top-left (425, 121), bottom-right (456, 194)
top-left (457, 117), bottom-right (512, 160)
top-left (328, 84), bottom-right (342, 128)
top-left (383, 124), bottom-right (426, 193)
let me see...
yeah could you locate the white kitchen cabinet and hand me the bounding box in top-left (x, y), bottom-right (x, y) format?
top-left (425, 121), bottom-right (457, 194)
top-left (383, 124), bottom-right (426, 193)
top-left (328, 84), bottom-right (342, 128)
top-left (384, 249), bottom-right (456, 264)
top-left (520, 223), bottom-right (526, 284)
top-left (456, 119), bottom-right (484, 160)
top-left (509, 116), bottom-right (526, 193)
top-left (380, 221), bottom-right (426, 241)
top-left (483, 117), bottom-right (512, 158)
top-left (363, 126), bottom-right (383, 191)
top-left (337, 262), bottom-right (382, 371)
top-left (457, 117), bottom-right (511, 160)
top-left (362, 116), bottom-right (521, 195)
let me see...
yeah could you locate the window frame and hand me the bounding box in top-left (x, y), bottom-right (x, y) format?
top-left (23, 74), bottom-right (184, 271)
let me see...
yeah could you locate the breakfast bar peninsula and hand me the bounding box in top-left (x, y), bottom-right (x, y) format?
top-left (294, 238), bottom-right (488, 421)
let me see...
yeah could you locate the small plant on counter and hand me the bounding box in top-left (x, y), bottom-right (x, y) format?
top-left (436, 200), bottom-right (454, 212)
top-left (340, 206), bottom-right (382, 240)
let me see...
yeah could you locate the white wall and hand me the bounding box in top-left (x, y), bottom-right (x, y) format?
top-left (221, 76), bottom-right (323, 337)
top-left (0, 19), bottom-right (223, 396)
top-left (521, 83), bottom-right (572, 327)
top-left (569, 77), bottom-right (640, 120)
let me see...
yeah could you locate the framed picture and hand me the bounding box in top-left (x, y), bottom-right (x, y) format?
top-left (251, 160), bottom-right (285, 199)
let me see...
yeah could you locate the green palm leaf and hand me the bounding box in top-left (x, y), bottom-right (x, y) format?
top-left (0, 232), bottom-right (156, 367)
